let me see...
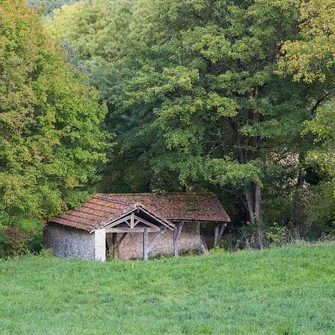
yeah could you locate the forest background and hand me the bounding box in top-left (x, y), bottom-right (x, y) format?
top-left (1, 0), bottom-right (335, 256)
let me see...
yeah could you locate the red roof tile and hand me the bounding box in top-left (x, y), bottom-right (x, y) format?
top-left (50, 193), bottom-right (230, 231)
top-left (99, 193), bottom-right (230, 222)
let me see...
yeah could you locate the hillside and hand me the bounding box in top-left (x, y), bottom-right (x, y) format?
top-left (0, 243), bottom-right (335, 334)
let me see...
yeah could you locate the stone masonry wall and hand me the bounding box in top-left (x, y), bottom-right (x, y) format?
top-left (114, 222), bottom-right (203, 260)
top-left (44, 223), bottom-right (95, 260)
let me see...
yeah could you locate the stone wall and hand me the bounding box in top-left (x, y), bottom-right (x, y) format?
top-left (113, 222), bottom-right (203, 260)
top-left (44, 223), bottom-right (95, 260)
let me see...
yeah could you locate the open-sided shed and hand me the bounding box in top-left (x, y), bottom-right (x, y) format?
top-left (44, 193), bottom-right (230, 261)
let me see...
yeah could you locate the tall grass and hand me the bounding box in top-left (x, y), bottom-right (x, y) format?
top-left (1, 242), bottom-right (335, 334)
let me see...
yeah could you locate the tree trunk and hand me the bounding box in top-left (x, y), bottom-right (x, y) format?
top-left (245, 184), bottom-right (255, 224)
top-left (245, 182), bottom-right (262, 223)
top-left (254, 184), bottom-right (262, 221)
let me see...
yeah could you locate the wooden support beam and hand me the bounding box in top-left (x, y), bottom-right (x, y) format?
top-left (214, 224), bottom-right (219, 247)
top-left (143, 228), bottom-right (148, 260)
top-left (219, 223), bottom-right (227, 240)
top-left (111, 233), bottom-right (117, 258)
top-left (106, 227), bottom-right (160, 233)
top-left (114, 233), bottom-right (127, 249)
top-left (173, 228), bottom-right (178, 257)
top-left (104, 213), bottom-right (161, 231)
top-left (130, 213), bottom-right (135, 228)
top-left (105, 214), bottom-right (133, 229)
top-left (108, 232), bottom-right (127, 259)
top-left (214, 223), bottom-right (227, 246)
top-left (173, 221), bottom-right (184, 257)
top-left (133, 214), bottom-right (160, 229)
top-left (138, 207), bottom-right (173, 231)
top-left (147, 229), bottom-right (167, 253)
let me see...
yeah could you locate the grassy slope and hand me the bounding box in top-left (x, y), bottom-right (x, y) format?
top-left (0, 243), bottom-right (335, 335)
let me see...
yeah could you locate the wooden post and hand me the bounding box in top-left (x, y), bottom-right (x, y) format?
top-left (173, 227), bottom-right (179, 257)
top-left (143, 228), bottom-right (148, 260)
top-left (112, 233), bottom-right (117, 259)
top-left (130, 212), bottom-right (135, 228)
top-left (214, 223), bottom-right (227, 247)
top-left (173, 221), bottom-right (184, 257)
top-left (219, 223), bottom-right (227, 240)
top-left (214, 224), bottom-right (219, 247)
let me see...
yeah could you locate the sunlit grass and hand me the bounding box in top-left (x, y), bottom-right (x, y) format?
top-left (0, 242), bottom-right (335, 334)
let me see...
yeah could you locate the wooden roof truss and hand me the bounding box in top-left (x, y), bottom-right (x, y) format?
top-left (102, 206), bottom-right (175, 260)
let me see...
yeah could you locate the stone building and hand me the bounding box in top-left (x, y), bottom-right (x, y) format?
top-left (44, 193), bottom-right (231, 261)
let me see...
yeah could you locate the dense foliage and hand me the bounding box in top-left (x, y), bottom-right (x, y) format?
top-left (0, 0), bottom-right (108, 255)
top-left (2, 0), bottom-right (335, 254)
top-left (279, 0), bottom-right (335, 234)
top-left (25, 0), bottom-right (79, 13)
top-left (45, 0), bottom-right (335, 243)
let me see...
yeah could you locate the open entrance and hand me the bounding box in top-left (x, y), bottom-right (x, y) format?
top-left (102, 205), bottom-right (175, 260)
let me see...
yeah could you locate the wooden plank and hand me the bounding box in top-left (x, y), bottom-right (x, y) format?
top-left (147, 229), bottom-right (167, 253)
top-left (105, 227), bottom-right (160, 233)
top-left (143, 228), bottom-right (148, 260)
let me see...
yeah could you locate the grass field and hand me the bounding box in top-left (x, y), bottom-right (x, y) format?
top-left (0, 242), bottom-right (335, 335)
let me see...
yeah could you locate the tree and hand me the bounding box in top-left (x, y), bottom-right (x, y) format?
top-left (0, 0), bottom-right (108, 239)
top-left (45, 0), bottom-right (334, 232)
top-left (108, 0), bottom-right (326, 223)
top-left (278, 0), bottom-right (335, 233)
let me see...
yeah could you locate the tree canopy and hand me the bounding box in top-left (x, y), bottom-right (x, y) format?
top-left (2, 0), bottom-right (334, 251)
top-left (25, 0), bottom-right (80, 14)
top-left (46, 0), bottom-right (335, 229)
top-left (0, 0), bottom-right (108, 224)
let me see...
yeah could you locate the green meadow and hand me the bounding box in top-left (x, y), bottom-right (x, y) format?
top-left (1, 243), bottom-right (335, 335)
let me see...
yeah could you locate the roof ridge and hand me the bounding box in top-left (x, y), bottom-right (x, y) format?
top-left (96, 192), bottom-right (216, 197)
top-left (95, 194), bottom-right (136, 205)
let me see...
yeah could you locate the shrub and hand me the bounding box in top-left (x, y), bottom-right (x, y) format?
top-left (0, 213), bottom-right (42, 258)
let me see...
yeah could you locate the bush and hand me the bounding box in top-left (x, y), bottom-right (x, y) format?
top-left (0, 213), bottom-right (43, 258)
top-left (237, 220), bottom-right (289, 250)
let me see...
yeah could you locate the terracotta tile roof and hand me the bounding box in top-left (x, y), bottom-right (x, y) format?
top-left (50, 193), bottom-right (230, 231)
top-left (99, 193), bottom-right (230, 222)
top-left (50, 196), bottom-right (135, 232)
